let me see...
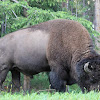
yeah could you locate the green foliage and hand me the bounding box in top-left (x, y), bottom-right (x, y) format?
top-left (0, 0), bottom-right (98, 39)
top-left (27, 0), bottom-right (65, 8)
top-left (30, 73), bottom-right (49, 91)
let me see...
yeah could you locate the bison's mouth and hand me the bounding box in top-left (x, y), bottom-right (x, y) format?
top-left (81, 84), bottom-right (100, 92)
top-left (89, 84), bottom-right (100, 92)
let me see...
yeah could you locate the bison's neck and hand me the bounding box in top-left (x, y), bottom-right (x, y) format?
top-left (71, 48), bottom-right (97, 67)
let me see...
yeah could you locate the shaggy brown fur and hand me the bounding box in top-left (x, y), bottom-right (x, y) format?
top-left (48, 20), bottom-right (94, 76)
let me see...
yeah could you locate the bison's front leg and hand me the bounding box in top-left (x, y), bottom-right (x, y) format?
top-left (11, 69), bottom-right (20, 93)
top-left (49, 71), bottom-right (66, 92)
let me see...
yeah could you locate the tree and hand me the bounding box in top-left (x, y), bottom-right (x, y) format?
top-left (83, 0), bottom-right (86, 17)
top-left (94, 0), bottom-right (100, 32)
top-left (94, 0), bottom-right (100, 54)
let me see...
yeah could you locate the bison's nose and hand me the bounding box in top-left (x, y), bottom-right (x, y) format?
top-left (90, 85), bottom-right (100, 92)
top-left (94, 85), bottom-right (100, 91)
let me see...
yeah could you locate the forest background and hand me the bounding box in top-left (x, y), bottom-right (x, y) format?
top-left (0, 0), bottom-right (100, 100)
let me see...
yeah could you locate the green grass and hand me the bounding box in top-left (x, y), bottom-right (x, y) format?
top-left (0, 91), bottom-right (100, 100)
top-left (1, 72), bottom-right (100, 100)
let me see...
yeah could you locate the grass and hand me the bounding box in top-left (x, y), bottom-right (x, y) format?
top-left (0, 91), bottom-right (100, 100)
top-left (0, 72), bottom-right (100, 100)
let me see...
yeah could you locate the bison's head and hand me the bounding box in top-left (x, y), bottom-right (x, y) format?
top-left (76, 57), bottom-right (100, 92)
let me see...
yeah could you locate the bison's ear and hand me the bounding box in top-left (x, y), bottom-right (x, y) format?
top-left (84, 62), bottom-right (93, 73)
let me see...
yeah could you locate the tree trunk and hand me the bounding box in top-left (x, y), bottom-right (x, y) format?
top-left (23, 75), bottom-right (31, 92)
top-left (83, 0), bottom-right (86, 17)
top-left (94, 0), bottom-right (100, 32)
top-left (62, 0), bottom-right (69, 10)
top-left (71, 0), bottom-right (73, 14)
top-left (1, 13), bottom-right (6, 37)
top-left (94, 0), bottom-right (100, 54)
top-left (66, 0), bottom-right (69, 10)
top-left (76, 1), bottom-right (78, 17)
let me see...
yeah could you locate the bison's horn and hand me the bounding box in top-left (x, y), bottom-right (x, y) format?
top-left (84, 62), bottom-right (92, 73)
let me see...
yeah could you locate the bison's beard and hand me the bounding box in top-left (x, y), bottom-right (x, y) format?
top-left (77, 77), bottom-right (100, 92)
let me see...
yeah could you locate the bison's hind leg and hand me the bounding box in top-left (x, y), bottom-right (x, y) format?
top-left (11, 69), bottom-right (20, 93)
top-left (0, 65), bottom-right (9, 91)
top-left (49, 71), bottom-right (66, 92)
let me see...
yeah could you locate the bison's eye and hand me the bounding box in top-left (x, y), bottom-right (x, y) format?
top-left (88, 64), bottom-right (93, 70)
top-left (84, 62), bottom-right (93, 73)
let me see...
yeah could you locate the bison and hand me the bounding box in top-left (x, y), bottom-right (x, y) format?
top-left (0, 19), bottom-right (100, 93)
